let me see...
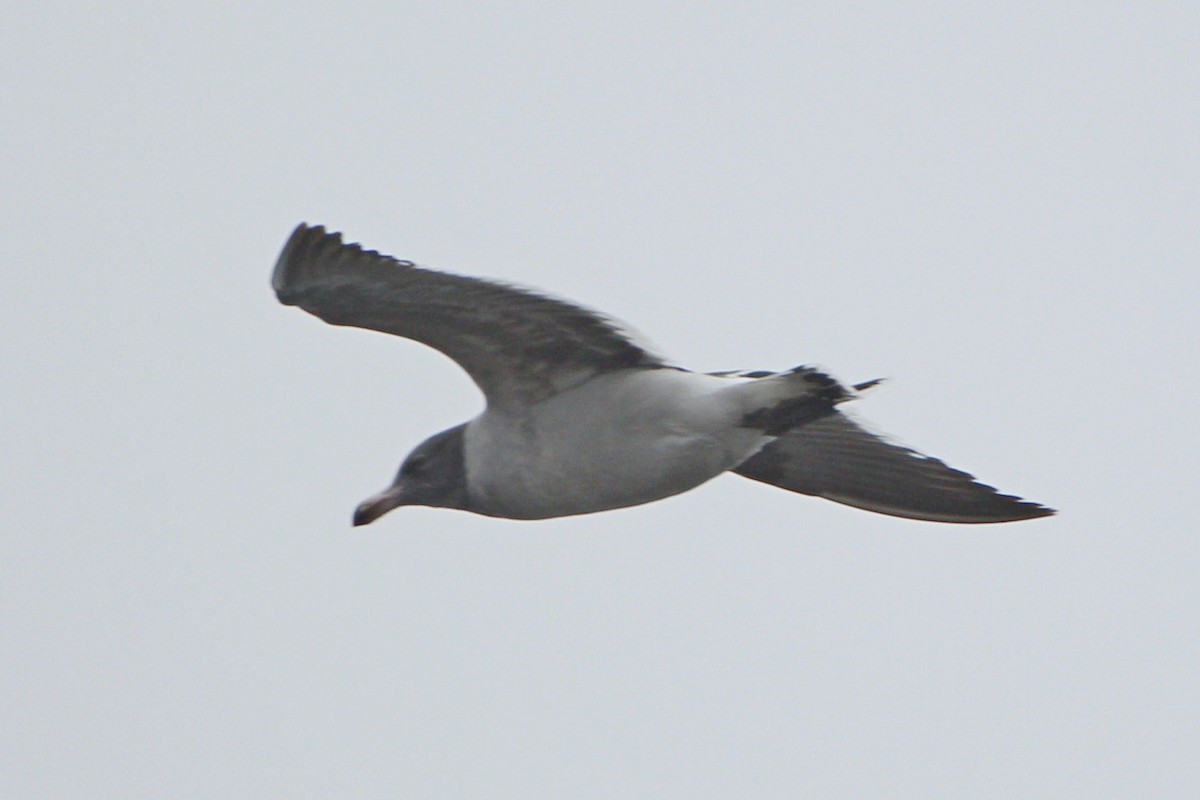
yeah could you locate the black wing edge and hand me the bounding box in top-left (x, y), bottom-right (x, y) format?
top-left (272, 223), bottom-right (409, 306)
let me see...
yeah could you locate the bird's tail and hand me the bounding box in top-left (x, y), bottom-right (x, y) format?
top-left (727, 365), bottom-right (855, 436)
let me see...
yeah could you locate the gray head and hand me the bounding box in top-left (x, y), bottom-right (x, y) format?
top-left (352, 423), bottom-right (469, 526)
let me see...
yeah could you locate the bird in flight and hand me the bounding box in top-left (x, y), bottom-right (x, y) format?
top-left (272, 224), bottom-right (1053, 526)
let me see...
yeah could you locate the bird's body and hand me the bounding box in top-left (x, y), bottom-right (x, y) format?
top-left (272, 224), bottom-right (1053, 525)
top-left (465, 366), bottom-right (829, 519)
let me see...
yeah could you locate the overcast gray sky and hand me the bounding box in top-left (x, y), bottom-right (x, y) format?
top-left (2, 2), bottom-right (1196, 797)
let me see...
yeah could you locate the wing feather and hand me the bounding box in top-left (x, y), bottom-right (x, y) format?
top-left (734, 412), bottom-right (1055, 523)
top-left (272, 224), bottom-right (663, 409)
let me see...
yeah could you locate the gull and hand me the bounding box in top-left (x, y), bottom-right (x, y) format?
top-left (272, 224), bottom-right (1054, 526)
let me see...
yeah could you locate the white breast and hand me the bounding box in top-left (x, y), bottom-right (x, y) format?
top-left (462, 368), bottom-right (769, 519)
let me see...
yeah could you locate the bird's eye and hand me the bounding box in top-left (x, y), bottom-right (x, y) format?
top-left (401, 454), bottom-right (427, 476)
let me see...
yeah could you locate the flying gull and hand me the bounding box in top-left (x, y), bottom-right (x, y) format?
top-left (272, 224), bottom-right (1054, 525)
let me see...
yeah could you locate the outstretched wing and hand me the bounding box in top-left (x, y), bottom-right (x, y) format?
top-left (272, 224), bottom-right (664, 410)
top-left (733, 411), bottom-right (1054, 523)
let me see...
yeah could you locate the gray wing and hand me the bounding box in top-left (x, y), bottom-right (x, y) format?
top-left (733, 412), bottom-right (1055, 523)
top-left (272, 224), bottom-right (664, 409)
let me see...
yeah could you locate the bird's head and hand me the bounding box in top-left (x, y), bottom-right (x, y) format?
top-left (352, 423), bottom-right (469, 525)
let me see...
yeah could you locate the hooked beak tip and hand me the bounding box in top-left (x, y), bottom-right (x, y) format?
top-left (352, 487), bottom-right (406, 527)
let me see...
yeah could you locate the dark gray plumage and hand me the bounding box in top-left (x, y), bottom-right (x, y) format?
top-left (734, 413), bottom-right (1053, 522)
top-left (273, 223), bottom-right (1054, 525)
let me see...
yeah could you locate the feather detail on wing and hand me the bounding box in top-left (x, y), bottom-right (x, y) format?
top-left (733, 411), bottom-right (1055, 523)
top-left (273, 224), bottom-right (664, 409)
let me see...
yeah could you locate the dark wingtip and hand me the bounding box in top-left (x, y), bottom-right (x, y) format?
top-left (969, 482), bottom-right (1057, 522)
top-left (272, 222), bottom-right (327, 303)
top-left (271, 222), bottom-right (416, 309)
top-left (934, 493), bottom-right (1057, 524)
top-left (1007, 501), bottom-right (1057, 521)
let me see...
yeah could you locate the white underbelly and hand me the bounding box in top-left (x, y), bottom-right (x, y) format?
top-left (463, 369), bottom-right (767, 518)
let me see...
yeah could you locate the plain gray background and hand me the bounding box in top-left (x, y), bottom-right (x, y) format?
top-left (3, 2), bottom-right (1196, 797)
